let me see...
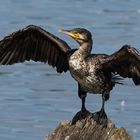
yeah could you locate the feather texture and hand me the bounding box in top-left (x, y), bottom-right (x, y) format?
top-left (102, 45), bottom-right (140, 85)
top-left (0, 25), bottom-right (71, 73)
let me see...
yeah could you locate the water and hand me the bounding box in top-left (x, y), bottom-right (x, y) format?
top-left (0, 0), bottom-right (140, 139)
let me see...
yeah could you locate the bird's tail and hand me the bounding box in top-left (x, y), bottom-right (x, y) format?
top-left (110, 74), bottom-right (124, 90)
top-left (113, 74), bottom-right (124, 85)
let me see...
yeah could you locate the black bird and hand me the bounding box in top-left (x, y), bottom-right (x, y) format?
top-left (0, 25), bottom-right (140, 125)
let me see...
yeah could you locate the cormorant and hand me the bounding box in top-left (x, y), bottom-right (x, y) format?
top-left (0, 25), bottom-right (139, 125)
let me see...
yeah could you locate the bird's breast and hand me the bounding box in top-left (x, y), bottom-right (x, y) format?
top-left (69, 53), bottom-right (88, 78)
top-left (69, 54), bottom-right (104, 93)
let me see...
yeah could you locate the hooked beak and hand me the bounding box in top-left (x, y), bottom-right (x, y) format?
top-left (58, 29), bottom-right (79, 39)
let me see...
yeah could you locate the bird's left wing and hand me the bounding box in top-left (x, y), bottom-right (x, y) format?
top-left (102, 45), bottom-right (140, 85)
top-left (0, 25), bottom-right (71, 73)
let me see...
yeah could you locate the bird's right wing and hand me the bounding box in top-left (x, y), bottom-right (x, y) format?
top-left (102, 45), bottom-right (140, 85)
top-left (0, 25), bottom-right (71, 73)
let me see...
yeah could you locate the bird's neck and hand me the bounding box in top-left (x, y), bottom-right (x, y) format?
top-left (78, 40), bottom-right (92, 58)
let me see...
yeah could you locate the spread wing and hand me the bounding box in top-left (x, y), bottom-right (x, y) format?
top-left (0, 25), bottom-right (71, 73)
top-left (102, 45), bottom-right (140, 85)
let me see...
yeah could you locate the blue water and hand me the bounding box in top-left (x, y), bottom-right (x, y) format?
top-left (0, 0), bottom-right (140, 140)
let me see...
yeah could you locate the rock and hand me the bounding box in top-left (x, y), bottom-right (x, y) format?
top-left (45, 116), bottom-right (132, 140)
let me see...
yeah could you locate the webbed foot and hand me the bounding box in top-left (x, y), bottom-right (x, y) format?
top-left (92, 109), bottom-right (108, 127)
top-left (72, 109), bottom-right (91, 124)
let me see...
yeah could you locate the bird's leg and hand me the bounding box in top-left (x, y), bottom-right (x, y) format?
top-left (80, 95), bottom-right (90, 114)
top-left (72, 96), bottom-right (91, 124)
top-left (92, 95), bottom-right (108, 127)
top-left (81, 96), bottom-right (86, 112)
top-left (71, 84), bottom-right (91, 124)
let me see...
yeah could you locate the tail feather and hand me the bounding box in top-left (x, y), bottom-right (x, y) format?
top-left (113, 75), bottom-right (124, 85)
top-left (111, 74), bottom-right (124, 90)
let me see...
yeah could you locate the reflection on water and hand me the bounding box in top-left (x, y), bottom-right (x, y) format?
top-left (0, 0), bottom-right (140, 140)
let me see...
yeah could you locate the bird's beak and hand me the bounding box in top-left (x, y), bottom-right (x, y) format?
top-left (58, 29), bottom-right (78, 39)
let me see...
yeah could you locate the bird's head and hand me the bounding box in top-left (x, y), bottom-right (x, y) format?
top-left (59, 28), bottom-right (92, 45)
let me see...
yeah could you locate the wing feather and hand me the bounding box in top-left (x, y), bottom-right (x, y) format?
top-left (0, 25), bottom-right (71, 73)
top-left (102, 45), bottom-right (140, 85)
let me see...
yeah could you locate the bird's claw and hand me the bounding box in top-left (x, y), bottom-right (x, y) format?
top-left (91, 109), bottom-right (108, 127)
top-left (71, 109), bottom-right (91, 125)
